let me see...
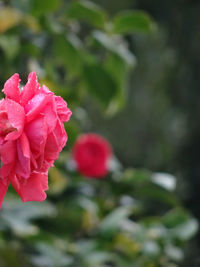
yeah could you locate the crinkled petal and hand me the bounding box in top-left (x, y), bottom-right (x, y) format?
top-left (0, 141), bottom-right (16, 180)
top-left (25, 93), bottom-right (51, 123)
top-left (5, 99), bottom-right (25, 141)
top-left (25, 114), bottom-right (47, 159)
top-left (43, 101), bottom-right (57, 133)
top-left (0, 163), bottom-right (15, 179)
top-left (40, 85), bottom-right (54, 95)
top-left (55, 96), bottom-right (72, 122)
top-left (40, 159), bottom-right (54, 173)
top-left (0, 140), bottom-right (16, 164)
top-left (20, 72), bottom-right (40, 106)
top-left (3, 73), bottom-right (20, 102)
top-left (10, 172), bottom-right (47, 202)
top-left (16, 133), bottom-right (30, 179)
top-left (0, 111), bottom-right (16, 135)
top-left (44, 120), bottom-right (67, 163)
top-left (44, 132), bottom-right (59, 161)
top-left (54, 119), bottom-right (68, 149)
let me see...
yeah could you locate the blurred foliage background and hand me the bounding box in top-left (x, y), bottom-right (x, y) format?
top-left (0, 0), bottom-right (200, 266)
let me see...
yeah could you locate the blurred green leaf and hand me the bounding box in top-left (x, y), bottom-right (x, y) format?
top-left (123, 168), bottom-right (151, 184)
top-left (142, 240), bottom-right (160, 257)
top-left (113, 11), bottom-right (155, 34)
top-left (23, 15), bottom-right (41, 33)
top-left (164, 244), bottom-right (184, 261)
top-left (54, 33), bottom-right (83, 76)
top-left (0, 35), bottom-right (20, 60)
top-left (91, 30), bottom-right (136, 66)
top-left (163, 209), bottom-right (190, 228)
top-left (0, 245), bottom-right (29, 267)
top-left (83, 61), bottom-right (118, 106)
top-left (90, 32), bottom-right (136, 114)
top-left (76, 240), bottom-right (97, 256)
top-left (31, 0), bottom-right (61, 16)
top-left (104, 53), bottom-right (129, 115)
top-left (67, 0), bottom-right (107, 28)
top-left (151, 172), bottom-right (176, 191)
top-left (32, 243), bottom-right (72, 267)
top-left (1, 198), bottom-right (56, 236)
top-left (99, 206), bottom-right (131, 234)
top-left (84, 251), bottom-right (114, 267)
top-left (171, 218), bottom-right (198, 241)
top-left (48, 167), bottom-right (68, 195)
top-left (78, 197), bottom-right (99, 230)
top-left (114, 232), bottom-right (141, 256)
top-left (137, 185), bottom-right (178, 206)
top-left (0, 7), bottom-right (22, 33)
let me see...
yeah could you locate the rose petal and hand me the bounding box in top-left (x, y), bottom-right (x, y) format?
top-left (0, 163), bottom-right (15, 179)
top-left (54, 119), bottom-right (67, 149)
top-left (20, 72), bottom-right (40, 106)
top-left (44, 132), bottom-right (59, 161)
top-left (25, 93), bottom-right (51, 123)
top-left (55, 96), bottom-right (72, 122)
top-left (44, 120), bottom-right (67, 165)
top-left (0, 179), bottom-right (9, 208)
top-left (4, 99), bottom-right (25, 141)
top-left (40, 85), bottom-right (54, 95)
top-left (43, 101), bottom-right (57, 133)
top-left (3, 73), bottom-right (20, 102)
top-left (25, 114), bottom-right (47, 159)
top-left (0, 140), bottom-right (16, 164)
top-left (10, 172), bottom-right (47, 202)
top-left (16, 133), bottom-right (31, 179)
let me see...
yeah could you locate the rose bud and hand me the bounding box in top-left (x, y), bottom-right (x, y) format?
top-left (72, 133), bottom-right (112, 178)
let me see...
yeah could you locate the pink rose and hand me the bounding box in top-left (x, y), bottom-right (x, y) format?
top-left (72, 133), bottom-right (112, 178)
top-left (0, 72), bottom-right (71, 207)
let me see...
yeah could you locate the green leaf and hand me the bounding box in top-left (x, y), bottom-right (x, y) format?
top-left (104, 53), bottom-right (129, 115)
top-left (113, 11), bottom-right (156, 34)
top-left (23, 15), bottom-right (41, 33)
top-left (0, 35), bottom-right (20, 60)
top-left (32, 243), bottom-right (72, 267)
top-left (78, 197), bottom-right (99, 230)
top-left (0, 7), bottom-right (22, 33)
top-left (151, 172), bottom-right (176, 191)
top-left (1, 198), bottom-right (55, 236)
top-left (90, 31), bottom-right (136, 114)
top-left (54, 34), bottom-right (83, 76)
top-left (83, 61), bottom-right (118, 106)
top-left (67, 0), bottom-right (107, 28)
top-left (114, 232), bottom-right (142, 256)
top-left (164, 244), bottom-right (184, 261)
top-left (84, 251), bottom-right (114, 267)
top-left (31, 0), bottom-right (61, 16)
top-left (91, 30), bottom-right (136, 66)
top-left (123, 168), bottom-right (151, 184)
top-left (171, 218), bottom-right (198, 241)
top-left (48, 167), bottom-right (68, 195)
top-left (76, 240), bottom-right (97, 256)
top-left (99, 206), bottom-right (131, 234)
top-left (142, 241), bottom-right (160, 257)
top-left (163, 209), bottom-right (190, 228)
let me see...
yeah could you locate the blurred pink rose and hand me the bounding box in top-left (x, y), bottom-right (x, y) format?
top-left (72, 133), bottom-right (112, 178)
top-left (0, 72), bottom-right (71, 207)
